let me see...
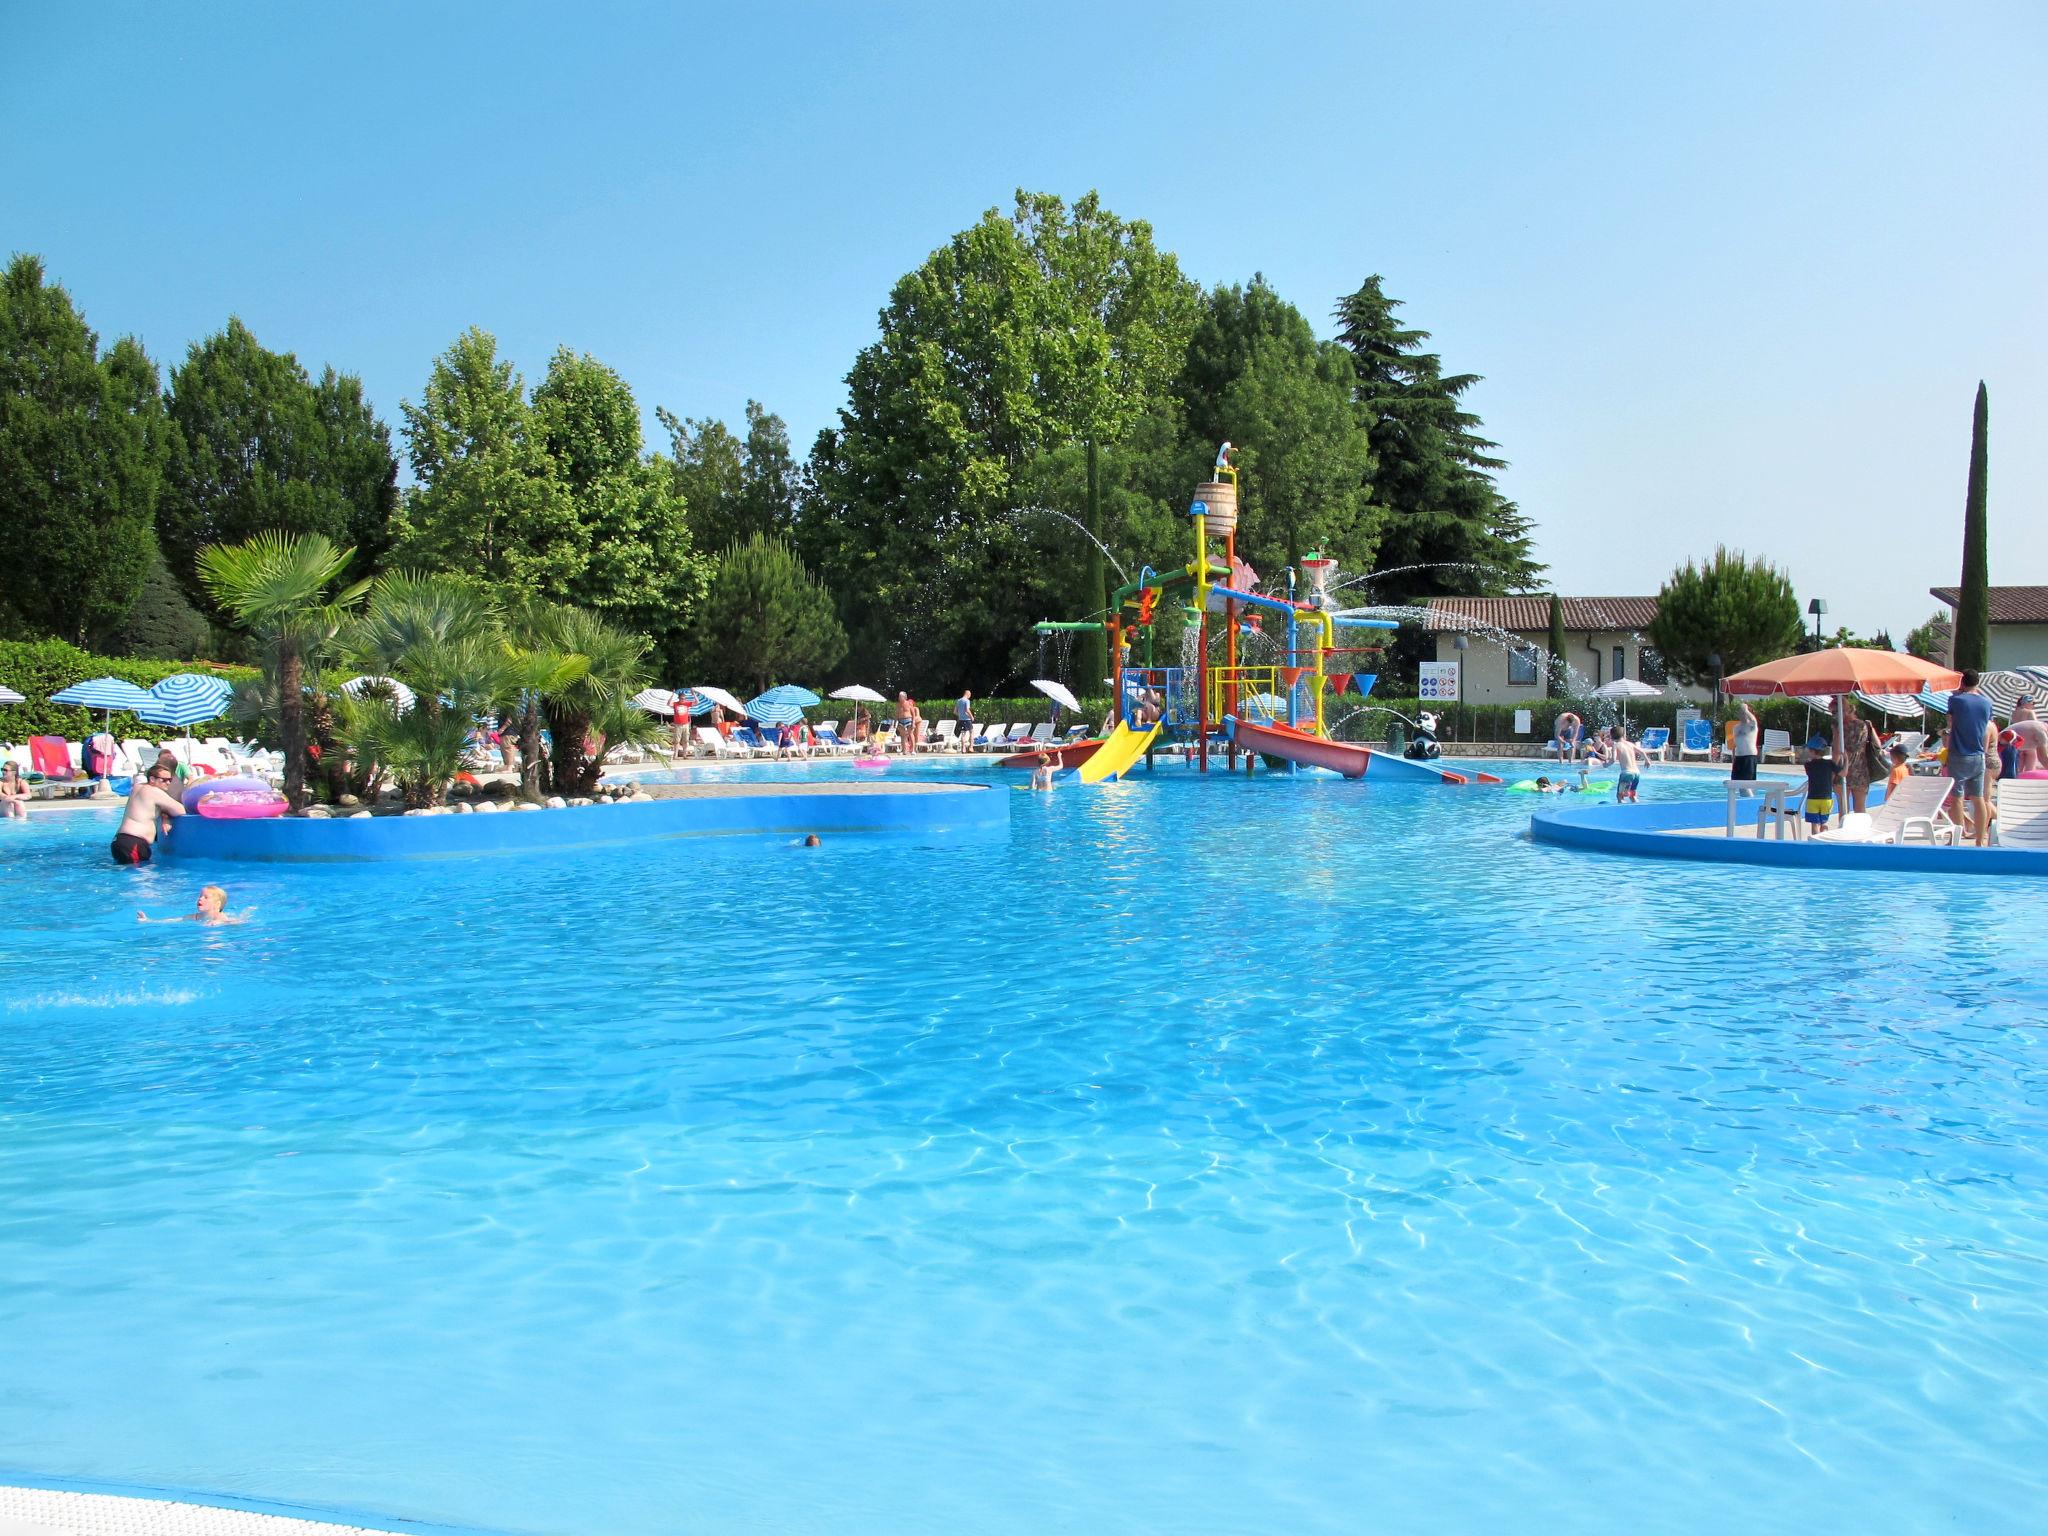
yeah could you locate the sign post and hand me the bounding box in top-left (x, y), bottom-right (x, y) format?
top-left (1418, 661), bottom-right (1460, 704)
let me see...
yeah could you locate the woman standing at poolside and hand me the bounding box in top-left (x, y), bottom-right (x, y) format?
top-left (1837, 704), bottom-right (1879, 814)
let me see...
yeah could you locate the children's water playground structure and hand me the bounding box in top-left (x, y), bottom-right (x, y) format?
top-left (1030, 444), bottom-right (1503, 787)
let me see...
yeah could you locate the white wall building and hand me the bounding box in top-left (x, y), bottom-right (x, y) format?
top-left (1929, 585), bottom-right (2048, 669)
top-left (1422, 596), bottom-right (1713, 706)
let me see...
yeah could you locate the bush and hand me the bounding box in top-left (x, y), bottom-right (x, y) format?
top-left (1329, 695), bottom-right (1834, 744)
top-left (0, 638), bottom-right (256, 742)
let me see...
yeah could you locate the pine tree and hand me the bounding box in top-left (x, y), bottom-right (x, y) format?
top-left (1954, 382), bottom-right (1990, 671)
top-left (1333, 276), bottom-right (1541, 601)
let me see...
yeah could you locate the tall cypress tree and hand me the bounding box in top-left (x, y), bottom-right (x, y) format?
top-left (1954, 382), bottom-right (1990, 671)
top-left (1333, 276), bottom-right (1542, 601)
top-left (1546, 592), bottom-right (1567, 697)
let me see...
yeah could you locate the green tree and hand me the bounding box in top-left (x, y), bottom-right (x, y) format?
top-left (1905, 610), bottom-right (1951, 662)
top-left (0, 255), bottom-right (163, 643)
top-left (1334, 275), bottom-right (1541, 600)
top-left (696, 534), bottom-right (847, 693)
top-left (197, 531), bottom-right (370, 808)
top-left (532, 348), bottom-right (706, 669)
top-left (805, 190), bottom-right (1199, 689)
top-left (158, 318), bottom-right (398, 615)
top-left (1182, 278), bottom-right (1377, 576)
top-left (1546, 592), bottom-right (1567, 697)
top-left (1644, 548), bottom-right (1803, 687)
top-left (106, 541), bottom-right (212, 659)
top-left (394, 328), bottom-right (581, 596)
top-left (1953, 381), bottom-right (1990, 672)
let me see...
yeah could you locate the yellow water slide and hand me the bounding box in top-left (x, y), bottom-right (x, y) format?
top-left (1076, 721), bottom-right (1160, 784)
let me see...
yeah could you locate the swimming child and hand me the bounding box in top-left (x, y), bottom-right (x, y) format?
top-left (137, 884), bottom-right (245, 925)
top-left (1030, 753), bottom-right (1056, 792)
top-left (1802, 736), bottom-right (1838, 832)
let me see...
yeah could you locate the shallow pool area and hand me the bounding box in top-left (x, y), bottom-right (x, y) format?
top-left (3, 761), bottom-right (2044, 1534)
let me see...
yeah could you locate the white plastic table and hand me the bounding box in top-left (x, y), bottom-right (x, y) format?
top-left (1727, 779), bottom-right (1794, 839)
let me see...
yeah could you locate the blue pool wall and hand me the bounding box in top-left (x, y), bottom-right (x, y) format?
top-left (159, 785), bottom-right (1008, 863)
top-left (1529, 795), bottom-right (2048, 877)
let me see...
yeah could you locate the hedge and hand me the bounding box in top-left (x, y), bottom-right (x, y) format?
top-left (0, 638), bottom-right (256, 743)
top-left (863, 693), bottom-right (1839, 742)
top-left (1328, 695), bottom-right (1847, 744)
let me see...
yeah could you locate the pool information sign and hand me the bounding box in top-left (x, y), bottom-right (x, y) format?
top-left (1418, 661), bottom-right (1460, 702)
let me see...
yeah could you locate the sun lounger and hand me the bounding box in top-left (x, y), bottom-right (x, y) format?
top-left (1027, 723), bottom-right (1055, 746)
top-left (1995, 780), bottom-right (2048, 849)
top-left (1761, 728), bottom-right (1794, 761)
top-left (1637, 727), bottom-right (1670, 761)
top-left (693, 726), bottom-right (744, 759)
top-left (1815, 775), bottom-right (1958, 846)
top-left (1676, 718), bottom-right (1715, 759)
top-left (931, 720), bottom-right (958, 750)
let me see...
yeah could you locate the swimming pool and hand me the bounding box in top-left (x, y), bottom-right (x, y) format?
top-left (3, 762), bottom-right (2043, 1534)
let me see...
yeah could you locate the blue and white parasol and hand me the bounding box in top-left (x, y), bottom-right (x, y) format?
top-left (137, 672), bottom-right (234, 728)
top-left (50, 676), bottom-right (153, 714)
top-left (746, 684), bottom-right (820, 727)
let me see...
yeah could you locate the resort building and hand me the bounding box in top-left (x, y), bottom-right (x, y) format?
top-left (1929, 585), bottom-right (2048, 669)
top-left (1422, 596), bottom-right (1713, 705)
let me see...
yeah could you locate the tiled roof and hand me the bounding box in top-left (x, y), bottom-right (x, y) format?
top-left (1421, 596), bottom-right (1660, 634)
top-left (1929, 585), bottom-right (2048, 624)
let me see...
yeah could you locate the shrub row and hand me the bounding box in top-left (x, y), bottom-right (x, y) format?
top-left (0, 638), bottom-right (256, 743)
top-left (868, 694), bottom-right (1842, 743)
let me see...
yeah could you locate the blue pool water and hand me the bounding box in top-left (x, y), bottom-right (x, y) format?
top-left (2, 762), bottom-right (2044, 1535)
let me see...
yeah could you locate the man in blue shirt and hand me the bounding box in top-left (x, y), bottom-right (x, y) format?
top-left (1946, 670), bottom-right (1995, 846)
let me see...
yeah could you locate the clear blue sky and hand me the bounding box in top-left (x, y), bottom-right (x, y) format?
top-left (6, 1), bottom-right (2043, 639)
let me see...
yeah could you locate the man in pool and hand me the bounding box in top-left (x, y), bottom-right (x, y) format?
top-left (137, 884), bottom-right (245, 924)
top-left (1553, 710), bottom-right (1582, 763)
top-left (111, 762), bottom-right (185, 864)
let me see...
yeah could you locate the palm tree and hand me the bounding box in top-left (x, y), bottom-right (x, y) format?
top-left (502, 599), bottom-right (592, 802)
top-left (338, 572), bottom-right (515, 807)
top-left (198, 532), bottom-right (368, 809)
top-left (526, 603), bottom-right (660, 796)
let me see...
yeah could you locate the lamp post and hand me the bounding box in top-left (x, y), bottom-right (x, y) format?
top-left (1452, 633), bottom-right (1467, 740)
top-left (1708, 652), bottom-right (1722, 709)
top-left (1808, 597), bottom-right (1828, 651)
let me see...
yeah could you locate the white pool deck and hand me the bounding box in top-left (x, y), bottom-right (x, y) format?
top-left (0, 1489), bottom-right (395, 1536)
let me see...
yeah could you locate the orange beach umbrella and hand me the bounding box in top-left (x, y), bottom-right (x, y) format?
top-left (1722, 647), bottom-right (1961, 699)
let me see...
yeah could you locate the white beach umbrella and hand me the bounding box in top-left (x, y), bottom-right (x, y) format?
top-left (829, 684), bottom-right (887, 704)
top-left (1030, 679), bottom-right (1082, 713)
top-left (1592, 676), bottom-right (1660, 727)
top-left (0, 685), bottom-right (25, 705)
top-left (689, 685), bottom-right (746, 715)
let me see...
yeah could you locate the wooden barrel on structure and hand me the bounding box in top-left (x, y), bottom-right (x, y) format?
top-left (1192, 479), bottom-right (1238, 536)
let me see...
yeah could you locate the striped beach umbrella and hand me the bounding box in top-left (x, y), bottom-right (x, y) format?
top-left (136, 673), bottom-right (234, 763)
top-left (746, 684), bottom-right (819, 727)
top-left (1915, 687), bottom-right (1950, 714)
top-left (340, 674), bottom-right (418, 713)
top-left (1853, 691), bottom-right (1923, 717)
top-left (1978, 669), bottom-right (2048, 717)
top-left (631, 687), bottom-right (676, 714)
top-left (50, 676), bottom-right (154, 713)
top-left (138, 672), bottom-right (233, 725)
top-left (0, 685), bottom-right (23, 705)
